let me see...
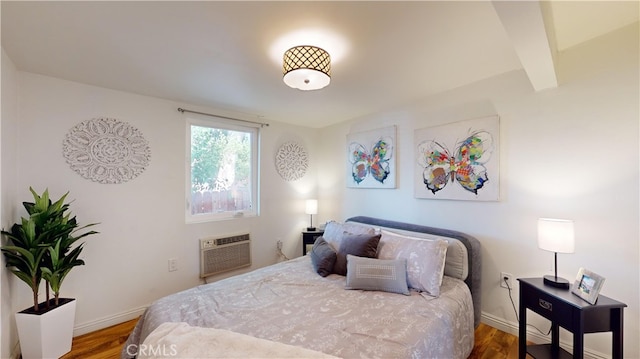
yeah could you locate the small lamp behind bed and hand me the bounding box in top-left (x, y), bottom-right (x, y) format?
top-left (537, 218), bottom-right (575, 289)
top-left (305, 199), bottom-right (318, 231)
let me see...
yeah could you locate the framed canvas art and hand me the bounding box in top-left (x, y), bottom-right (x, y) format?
top-left (346, 125), bottom-right (396, 188)
top-left (414, 115), bottom-right (499, 201)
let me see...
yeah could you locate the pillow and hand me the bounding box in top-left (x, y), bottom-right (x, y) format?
top-left (377, 230), bottom-right (448, 297)
top-left (309, 237), bottom-right (337, 277)
top-left (374, 227), bottom-right (469, 281)
top-left (333, 233), bottom-right (381, 276)
top-left (322, 221), bottom-right (377, 251)
top-left (345, 255), bottom-right (410, 295)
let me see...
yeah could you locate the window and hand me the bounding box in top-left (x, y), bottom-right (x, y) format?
top-left (186, 117), bottom-right (259, 222)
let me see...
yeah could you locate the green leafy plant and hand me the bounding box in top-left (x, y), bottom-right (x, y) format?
top-left (1, 188), bottom-right (98, 312)
top-left (1, 217), bottom-right (47, 311)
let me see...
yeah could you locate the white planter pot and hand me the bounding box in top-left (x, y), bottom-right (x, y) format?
top-left (15, 298), bottom-right (76, 359)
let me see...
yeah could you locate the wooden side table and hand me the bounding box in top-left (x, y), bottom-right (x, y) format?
top-left (302, 230), bottom-right (324, 255)
top-left (518, 277), bottom-right (626, 359)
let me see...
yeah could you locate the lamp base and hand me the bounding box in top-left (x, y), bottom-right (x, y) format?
top-left (543, 275), bottom-right (570, 289)
top-left (306, 227), bottom-right (316, 231)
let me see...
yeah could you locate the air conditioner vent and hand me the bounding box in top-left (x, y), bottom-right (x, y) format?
top-left (215, 234), bottom-right (249, 246)
top-left (200, 233), bottom-right (251, 278)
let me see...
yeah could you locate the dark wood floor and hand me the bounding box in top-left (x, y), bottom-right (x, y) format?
top-left (60, 319), bottom-right (522, 359)
top-left (469, 322), bottom-right (521, 359)
top-left (61, 318), bottom-right (139, 359)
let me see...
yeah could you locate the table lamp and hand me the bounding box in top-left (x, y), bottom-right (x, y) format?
top-left (305, 199), bottom-right (318, 231)
top-left (537, 218), bottom-right (575, 289)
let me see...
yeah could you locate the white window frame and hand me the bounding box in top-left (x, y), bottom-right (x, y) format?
top-left (186, 116), bottom-right (260, 223)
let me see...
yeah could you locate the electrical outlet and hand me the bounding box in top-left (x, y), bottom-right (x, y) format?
top-left (277, 240), bottom-right (283, 250)
top-left (168, 258), bottom-right (178, 272)
top-left (500, 272), bottom-right (513, 289)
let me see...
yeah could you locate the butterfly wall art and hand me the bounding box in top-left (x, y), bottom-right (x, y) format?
top-left (346, 125), bottom-right (396, 188)
top-left (414, 116), bottom-right (499, 201)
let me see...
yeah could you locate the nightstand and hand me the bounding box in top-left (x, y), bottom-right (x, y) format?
top-left (302, 230), bottom-right (324, 255)
top-left (518, 277), bottom-right (626, 359)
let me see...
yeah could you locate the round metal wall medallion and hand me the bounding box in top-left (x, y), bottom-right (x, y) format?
top-left (62, 117), bottom-right (151, 184)
top-left (275, 142), bottom-right (308, 181)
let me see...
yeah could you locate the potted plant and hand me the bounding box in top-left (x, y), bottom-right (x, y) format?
top-left (1, 188), bottom-right (98, 359)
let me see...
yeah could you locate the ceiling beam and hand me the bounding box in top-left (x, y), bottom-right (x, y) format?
top-left (492, 0), bottom-right (558, 91)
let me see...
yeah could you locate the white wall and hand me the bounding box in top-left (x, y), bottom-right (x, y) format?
top-left (7, 69), bottom-right (318, 344)
top-left (318, 23), bottom-right (639, 358)
top-left (1, 48), bottom-right (21, 359)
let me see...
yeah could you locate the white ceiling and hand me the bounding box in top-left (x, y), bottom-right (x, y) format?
top-left (550, 1), bottom-right (639, 51)
top-left (2, 1), bottom-right (637, 128)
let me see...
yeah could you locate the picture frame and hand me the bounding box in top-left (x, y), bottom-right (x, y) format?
top-left (413, 115), bottom-right (500, 201)
top-left (346, 125), bottom-right (396, 189)
top-left (571, 267), bottom-right (605, 305)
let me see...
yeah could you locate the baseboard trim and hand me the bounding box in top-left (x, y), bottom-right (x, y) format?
top-left (73, 305), bottom-right (147, 337)
top-left (480, 312), bottom-right (608, 359)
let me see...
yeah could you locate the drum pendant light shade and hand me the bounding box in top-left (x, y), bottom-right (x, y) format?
top-left (283, 46), bottom-right (331, 91)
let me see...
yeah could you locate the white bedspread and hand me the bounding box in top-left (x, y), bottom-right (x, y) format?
top-left (139, 322), bottom-right (341, 359)
top-left (123, 256), bottom-right (474, 359)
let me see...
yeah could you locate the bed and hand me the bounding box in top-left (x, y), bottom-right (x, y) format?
top-left (122, 216), bottom-right (482, 359)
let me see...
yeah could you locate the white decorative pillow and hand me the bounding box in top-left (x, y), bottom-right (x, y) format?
top-left (377, 230), bottom-right (448, 297)
top-left (321, 221), bottom-right (343, 249)
top-left (373, 227), bottom-right (468, 281)
top-left (322, 221), bottom-right (377, 251)
top-left (345, 255), bottom-right (410, 295)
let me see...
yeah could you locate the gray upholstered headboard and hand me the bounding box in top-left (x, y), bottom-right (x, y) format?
top-left (346, 216), bottom-right (482, 328)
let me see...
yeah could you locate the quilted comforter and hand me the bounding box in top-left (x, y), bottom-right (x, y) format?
top-left (122, 256), bottom-right (474, 359)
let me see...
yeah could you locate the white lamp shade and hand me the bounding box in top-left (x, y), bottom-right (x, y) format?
top-left (283, 69), bottom-right (330, 91)
top-left (305, 199), bottom-right (318, 215)
top-left (537, 218), bottom-right (575, 253)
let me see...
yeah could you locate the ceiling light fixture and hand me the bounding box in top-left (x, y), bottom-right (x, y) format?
top-left (283, 45), bottom-right (331, 91)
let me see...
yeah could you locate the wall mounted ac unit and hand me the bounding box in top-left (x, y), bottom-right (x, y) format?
top-left (200, 233), bottom-right (251, 278)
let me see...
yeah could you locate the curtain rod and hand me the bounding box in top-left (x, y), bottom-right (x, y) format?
top-left (178, 108), bottom-right (269, 127)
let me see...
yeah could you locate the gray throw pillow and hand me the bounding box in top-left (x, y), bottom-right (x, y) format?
top-left (345, 255), bottom-right (410, 295)
top-left (333, 233), bottom-right (381, 276)
top-left (309, 237), bottom-right (337, 277)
